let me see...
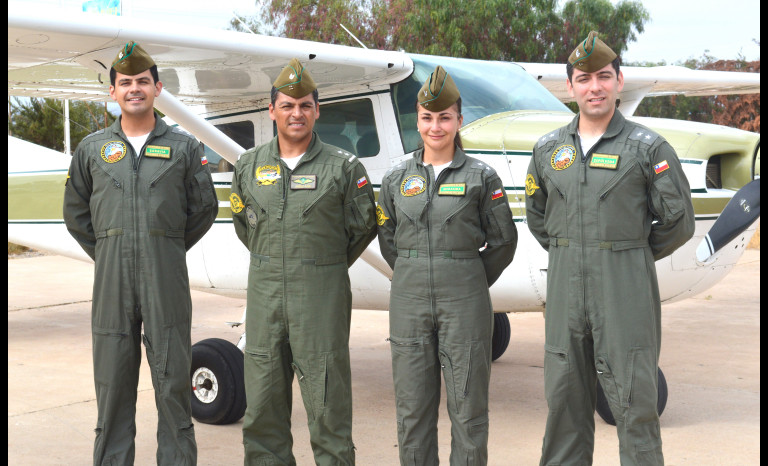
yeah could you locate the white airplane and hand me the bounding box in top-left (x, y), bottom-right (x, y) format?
top-left (8, 6), bottom-right (760, 426)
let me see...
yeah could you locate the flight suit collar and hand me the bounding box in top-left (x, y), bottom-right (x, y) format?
top-left (413, 145), bottom-right (468, 170)
top-left (269, 131), bottom-right (323, 165)
top-left (110, 112), bottom-right (169, 141)
top-left (567, 109), bottom-right (626, 141)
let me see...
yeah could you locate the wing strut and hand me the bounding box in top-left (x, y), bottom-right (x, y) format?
top-left (154, 91), bottom-right (245, 164)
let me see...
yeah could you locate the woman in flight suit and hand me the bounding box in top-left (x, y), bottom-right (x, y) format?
top-left (377, 66), bottom-right (518, 465)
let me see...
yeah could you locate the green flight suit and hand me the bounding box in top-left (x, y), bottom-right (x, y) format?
top-left (63, 115), bottom-right (218, 465)
top-left (377, 148), bottom-right (517, 466)
top-left (230, 133), bottom-right (377, 465)
top-left (525, 111), bottom-right (695, 465)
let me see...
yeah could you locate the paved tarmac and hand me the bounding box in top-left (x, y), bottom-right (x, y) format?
top-left (8, 249), bottom-right (760, 465)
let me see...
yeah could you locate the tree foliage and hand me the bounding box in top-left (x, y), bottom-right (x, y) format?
top-left (8, 98), bottom-right (117, 151)
top-left (633, 57), bottom-right (760, 133)
top-left (252, 0), bottom-right (649, 62)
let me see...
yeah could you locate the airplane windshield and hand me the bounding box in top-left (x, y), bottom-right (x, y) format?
top-left (393, 54), bottom-right (571, 153)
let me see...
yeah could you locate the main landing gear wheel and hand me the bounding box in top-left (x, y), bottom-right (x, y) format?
top-left (596, 366), bottom-right (668, 425)
top-left (190, 338), bottom-right (246, 425)
top-left (491, 313), bottom-right (511, 361)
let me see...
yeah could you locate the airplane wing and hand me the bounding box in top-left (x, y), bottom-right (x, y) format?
top-left (517, 62), bottom-right (761, 116)
top-left (8, 5), bottom-right (413, 111)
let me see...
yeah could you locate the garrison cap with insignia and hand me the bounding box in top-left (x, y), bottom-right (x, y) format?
top-left (418, 65), bottom-right (460, 112)
top-left (273, 58), bottom-right (317, 98)
top-left (568, 31), bottom-right (618, 73)
top-left (111, 41), bottom-right (155, 76)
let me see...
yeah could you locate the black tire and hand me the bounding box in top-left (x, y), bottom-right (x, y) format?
top-left (190, 338), bottom-right (246, 425)
top-left (491, 313), bottom-right (511, 361)
top-left (596, 367), bottom-right (668, 425)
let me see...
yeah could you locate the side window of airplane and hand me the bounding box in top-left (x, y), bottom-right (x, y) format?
top-left (203, 120), bottom-right (255, 173)
top-left (315, 99), bottom-right (380, 158)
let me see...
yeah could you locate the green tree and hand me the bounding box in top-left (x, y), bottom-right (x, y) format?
top-left (249, 0), bottom-right (649, 62)
top-left (8, 98), bottom-right (117, 151)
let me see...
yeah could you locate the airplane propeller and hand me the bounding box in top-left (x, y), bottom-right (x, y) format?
top-left (696, 178), bottom-right (760, 263)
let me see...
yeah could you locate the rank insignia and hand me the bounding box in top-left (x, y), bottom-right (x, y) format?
top-left (357, 176), bottom-right (368, 188)
top-left (256, 165), bottom-right (281, 185)
top-left (438, 183), bottom-right (466, 196)
top-left (144, 145), bottom-right (171, 159)
top-left (290, 175), bottom-right (317, 190)
top-left (654, 160), bottom-right (670, 174)
top-left (401, 175), bottom-right (426, 197)
top-left (525, 174), bottom-right (540, 196)
top-left (590, 154), bottom-right (619, 169)
top-left (491, 188), bottom-right (504, 200)
top-left (229, 193), bottom-right (244, 213)
top-left (551, 145), bottom-right (576, 170)
top-left (376, 205), bottom-right (390, 226)
top-left (101, 141), bottom-right (127, 164)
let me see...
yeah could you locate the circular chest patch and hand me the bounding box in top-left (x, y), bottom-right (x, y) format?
top-left (525, 174), bottom-right (540, 196)
top-left (551, 145), bottom-right (576, 171)
top-left (245, 205), bottom-right (258, 228)
top-left (400, 175), bottom-right (426, 197)
top-left (256, 165), bottom-right (280, 185)
top-left (101, 141), bottom-right (127, 164)
top-left (229, 193), bottom-right (244, 213)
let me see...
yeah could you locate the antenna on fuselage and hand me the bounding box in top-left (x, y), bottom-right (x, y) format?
top-left (340, 23), bottom-right (368, 49)
top-left (232, 11), bottom-right (257, 34)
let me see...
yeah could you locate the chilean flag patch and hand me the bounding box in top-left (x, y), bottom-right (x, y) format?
top-left (201, 156), bottom-right (208, 166)
top-left (357, 176), bottom-right (368, 188)
top-left (654, 160), bottom-right (669, 174)
top-left (491, 188), bottom-right (504, 200)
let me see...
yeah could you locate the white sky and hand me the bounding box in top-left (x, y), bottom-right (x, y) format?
top-left (14, 0), bottom-right (761, 64)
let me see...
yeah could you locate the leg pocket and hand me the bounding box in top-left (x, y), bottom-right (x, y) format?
top-left (544, 345), bottom-right (570, 411)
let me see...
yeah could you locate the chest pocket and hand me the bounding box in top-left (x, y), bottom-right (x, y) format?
top-left (595, 157), bottom-right (648, 240)
top-left (90, 161), bottom-right (125, 235)
top-left (438, 183), bottom-right (483, 251)
top-left (148, 155), bottom-right (187, 232)
top-left (299, 180), bottom-right (346, 257)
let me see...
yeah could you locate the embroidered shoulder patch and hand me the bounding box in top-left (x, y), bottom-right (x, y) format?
top-left (654, 160), bottom-right (670, 174)
top-left (525, 174), bottom-right (540, 196)
top-left (376, 205), bottom-right (390, 226)
top-left (491, 188), bottom-right (504, 200)
top-left (229, 193), bottom-right (244, 213)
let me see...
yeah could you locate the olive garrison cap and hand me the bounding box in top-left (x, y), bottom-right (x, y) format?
top-left (568, 31), bottom-right (618, 73)
top-left (273, 58), bottom-right (317, 98)
top-left (417, 65), bottom-right (460, 112)
top-left (111, 41), bottom-right (155, 76)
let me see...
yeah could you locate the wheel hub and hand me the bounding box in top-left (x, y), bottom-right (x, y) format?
top-left (192, 367), bottom-right (219, 403)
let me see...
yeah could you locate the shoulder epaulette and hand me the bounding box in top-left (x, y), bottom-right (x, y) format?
top-left (537, 129), bottom-right (561, 148)
top-left (628, 127), bottom-right (660, 145)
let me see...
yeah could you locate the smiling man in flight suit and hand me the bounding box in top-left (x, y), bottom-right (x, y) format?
top-left (64, 41), bottom-right (218, 465)
top-left (230, 58), bottom-right (377, 465)
top-left (525, 32), bottom-right (695, 465)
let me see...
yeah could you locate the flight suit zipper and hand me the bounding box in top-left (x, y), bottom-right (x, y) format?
top-left (580, 139), bottom-right (602, 333)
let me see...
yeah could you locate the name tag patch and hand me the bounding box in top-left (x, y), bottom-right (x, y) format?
top-left (590, 154), bottom-right (619, 169)
top-left (290, 175), bottom-right (317, 190)
top-left (438, 183), bottom-right (466, 196)
top-left (145, 145), bottom-right (171, 159)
